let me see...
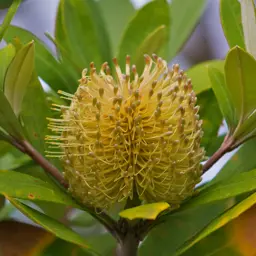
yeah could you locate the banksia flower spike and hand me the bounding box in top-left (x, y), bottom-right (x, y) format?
top-left (46, 54), bottom-right (205, 210)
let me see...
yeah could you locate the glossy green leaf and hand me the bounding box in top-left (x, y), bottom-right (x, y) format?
top-left (0, 44), bottom-right (15, 90)
top-left (168, 0), bottom-right (207, 60)
top-left (98, 0), bottom-right (135, 53)
top-left (20, 73), bottom-right (50, 154)
top-left (197, 89), bottom-right (223, 155)
top-left (8, 198), bottom-right (95, 252)
top-left (117, 0), bottom-right (170, 68)
top-left (187, 169), bottom-right (256, 207)
top-left (186, 60), bottom-right (224, 94)
top-left (134, 25), bottom-right (168, 73)
top-left (220, 0), bottom-right (245, 49)
top-left (119, 202), bottom-right (170, 220)
top-left (211, 139), bottom-right (256, 184)
top-left (4, 25), bottom-right (73, 92)
top-left (0, 91), bottom-right (24, 139)
top-left (58, 0), bottom-right (112, 69)
top-left (208, 67), bottom-right (236, 130)
top-left (241, 0), bottom-right (256, 58)
top-left (4, 41), bottom-right (34, 116)
top-left (177, 192), bottom-right (256, 255)
top-left (0, 170), bottom-right (77, 207)
top-left (225, 46), bottom-right (256, 140)
top-left (139, 201), bottom-right (231, 255)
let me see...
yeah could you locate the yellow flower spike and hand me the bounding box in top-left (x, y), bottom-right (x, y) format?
top-left (46, 54), bottom-right (205, 210)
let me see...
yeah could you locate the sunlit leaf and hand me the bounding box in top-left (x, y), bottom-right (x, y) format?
top-left (117, 0), bottom-right (170, 68)
top-left (241, 0), bottom-right (256, 59)
top-left (177, 193), bottom-right (256, 254)
top-left (220, 0), bottom-right (245, 49)
top-left (0, 44), bottom-right (15, 90)
top-left (98, 0), bottom-right (135, 53)
top-left (119, 202), bottom-right (170, 220)
top-left (168, 0), bottom-right (207, 60)
top-left (186, 60), bottom-right (224, 94)
top-left (8, 198), bottom-right (95, 252)
top-left (0, 170), bottom-right (78, 207)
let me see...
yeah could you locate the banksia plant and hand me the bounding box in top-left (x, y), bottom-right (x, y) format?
top-left (3, 0), bottom-right (256, 255)
top-left (47, 54), bottom-right (205, 210)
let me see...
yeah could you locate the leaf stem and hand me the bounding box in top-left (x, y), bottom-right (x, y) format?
top-left (0, 0), bottom-right (22, 42)
top-left (202, 135), bottom-right (234, 174)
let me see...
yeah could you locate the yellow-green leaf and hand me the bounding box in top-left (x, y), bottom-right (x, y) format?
top-left (0, 170), bottom-right (78, 207)
top-left (4, 41), bottom-right (35, 116)
top-left (0, 44), bottom-right (15, 91)
top-left (241, 0), bottom-right (256, 59)
top-left (0, 91), bottom-right (24, 139)
top-left (186, 60), bottom-right (224, 94)
top-left (220, 0), bottom-right (245, 49)
top-left (119, 202), bottom-right (170, 220)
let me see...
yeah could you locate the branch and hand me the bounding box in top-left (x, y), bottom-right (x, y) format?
top-left (9, 138), bottom-right (123, 242)
top-left (19, 140), bottom-right (68, 188)
top-left (202, 135), bottom-right (234, 174)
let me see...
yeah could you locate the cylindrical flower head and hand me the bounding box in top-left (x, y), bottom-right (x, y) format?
top-left (47, 55), bottom-right (205, 210)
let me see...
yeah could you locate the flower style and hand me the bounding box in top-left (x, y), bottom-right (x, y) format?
top-left (47, 54), bottom-right (205, 210)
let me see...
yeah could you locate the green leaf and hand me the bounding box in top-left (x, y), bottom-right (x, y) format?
top-left (0, 44), bottom-right (15, 90)
top-left (41, 238), bottom-right (93, 256)
top-left (241, 0), bottom-right (256, 58)
top-left (0, 170), bottom-right (78, 207)
top-left (224, 46), bottom-right (256, 140)
top-left (0, 90), bottom-right (24, 139)
top-left (4, 25), bottom-right (73, 92)
top-left (182, 204), bottom-right (256, 256)
top-left (134, 25), bottom-right (168, 73)
top-left (177, 192), bottom-right (256, 255)
top-left (197, 89), bottom-right (223, 155)
top-left (139, 201), bottom-right (231, 255)
top-left (168, 0), bottom-right (207, 60)
top-left (20, 73), bottom-right (50, 154)
top-left (208, 67), bottom-right (236, 130)
top-left (57, 0), bottom-right (112, 69)
top-left (117, 0), bottom-right (170, 68)
top-left (186, 60), bottom-right (224, 94)
top-left (211, 139), bottom-right (256, 184)
top-left (119, 202), bottom-right (170, 220)
top-left (220, 0), bottom-right (245, 49)
top-left (8, 197), bottom-right (95, 252)
top-left (4, 41), bottom-right (34, 116)
top-left (187, 169), bottom-right (256, 207)
top-left (98, 0), bottom-right (135, 53)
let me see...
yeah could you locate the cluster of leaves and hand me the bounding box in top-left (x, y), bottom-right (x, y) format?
top-left (1, 0), bottom-right (256, 255)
